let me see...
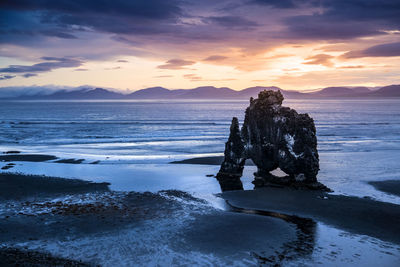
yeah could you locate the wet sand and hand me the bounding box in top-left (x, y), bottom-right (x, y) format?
top-left (369, 180), bottom-right (400, 197)
top-left (0, 173), bottom-right (110, 200)
top-left (222, 187), bottom-right (400, 244)
top-left (0, 174), bottom-right (301, 265)
top-left (54, 158), bottom-right (85, 164)
top-left (0, 247), bottom-right (91, 267)
top-left (171, 156), bottom-right (256, 165)
top-left (0, 151), bottom-right (87, 165)
top-left (0, 154), bottom-right (58, 162)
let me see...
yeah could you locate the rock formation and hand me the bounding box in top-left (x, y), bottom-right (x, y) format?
top-left (216, 90), bottom-right (329, 191)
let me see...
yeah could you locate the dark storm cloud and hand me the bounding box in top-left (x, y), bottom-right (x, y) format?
top-left (207, 16), bottom-right (259, 29)
top-left (282, 0), bottom-right (400, 40)
top-left (1, 0), bottom-right (399, 59)
top-left (343, 42), bottom-right (400, 58)
top-left (251, 0), bottom-right (314, 9)
top-left (0, 57), bottom-right (83, 73)
top-left (284, 16), bottom-right (384, 40)
top-left (0, 0), bottom-right (183, 45)
top-left (157, 59), bottom-right (195, 70)
top-left (0, 0), bottom-right (182, 19)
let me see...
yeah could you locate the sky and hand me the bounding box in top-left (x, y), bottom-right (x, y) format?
top-left (0, 0), bottom-right (399, 91)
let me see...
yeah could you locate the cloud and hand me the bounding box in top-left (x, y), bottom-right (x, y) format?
top-left (251, 0), bottom-right (308, 9)
top-left (154, 75), bottom-right (173, 78)
top-left (157, 59), bottom-right (195, 70)
top-left (183, 73), bottom-right (202, 81)
top-left (104, 66), bottom-right (121, 70)
top-left (264, 54), bottom-right (294, 60)
top-left (203, 55), bottom-right (227, 61)
top-left (342, 42), bottom-right (400, 58)
top-left (0, 0), bottom-right (183, 37)
top-left (0, 75), bottom-right (15, 80)
top-left (207, 16), bottom-right (259, 29)
top-left (0, 57), bottom-right (83, 73)
top-left (284, 16), bottom-right (384, 40)
top-left (303, 54), bottom-right (334, 67)
top-left (75, 68), bottom-right (89, 71)
top-left (339, 65), bottom-right (365, 69)
top-left (282, 0), bottom-right (400, 40)
top-left (0, 0), bottom-right (182, 20)
top-left (21, 73), bottom-right (37, 78)
top-left (40, 29), bottom-right (78, 39)
top-left (1, 0), bottom-right (400, 82)
top-left (117, 60), bottom-right (129, 63)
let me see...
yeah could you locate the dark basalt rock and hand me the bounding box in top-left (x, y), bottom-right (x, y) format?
top-left (217, 90), bottom-right (329, 191)
top-left (216, 117), bottom-right (245, 191)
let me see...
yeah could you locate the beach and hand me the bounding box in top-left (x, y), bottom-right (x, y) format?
top-left (1, 154), bottom-right (400, 266)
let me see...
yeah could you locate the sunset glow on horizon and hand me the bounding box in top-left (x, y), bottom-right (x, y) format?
top-left (1, 0), bottom-right (399, 91)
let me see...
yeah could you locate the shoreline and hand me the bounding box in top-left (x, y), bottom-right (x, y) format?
top-left (222, 187), bottom-right (400, 245)
top-left (368, 180), bottom-right (400, 197)
top-left (171, 156), bottom-right (255, 165)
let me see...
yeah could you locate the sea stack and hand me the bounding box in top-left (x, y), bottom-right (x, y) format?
top-left (217, 90), bottom-right (329, 191)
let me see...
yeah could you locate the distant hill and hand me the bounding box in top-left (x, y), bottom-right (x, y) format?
top-left (309, 87), bottom-right (371, 97)
top-left (127, 87), bottom-right (171, 99)
top-left (1, 84), bottom-right (399, 100)
top-left (16, 87), bottom-right (124, 100)
top-left (369, 85), bottom-right (400, 97)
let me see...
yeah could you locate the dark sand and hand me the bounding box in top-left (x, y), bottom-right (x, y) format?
top-left (171, 156), bottom-right (255, 165)
top-left (0, 247), bottom-right (91, 266)
top-left (3, 151), bottom-right (21, 154)
top-left (222, 187), bottom-right (400, 244)
top-left (0, 154), bottom-right (57, 162)
top-left (0, 173), bottom-right (110, 200)
top-left (369, 180), bottom-right (400, 197)
top-left (54, 158), bottom-right (84, 164)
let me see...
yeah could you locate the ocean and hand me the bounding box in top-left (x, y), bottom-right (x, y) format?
top-left (1, 99), bottom-right (400, 161)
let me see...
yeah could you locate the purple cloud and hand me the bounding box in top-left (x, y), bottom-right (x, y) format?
top-left (203, 55), bottom-right (227, 61)
top-left (0, 57), bottom-right (82, 73)
top-left (0, 75), bottom-right (15, 80)
top-left (303, 54), bottom-right (334, 67)
top-left (343, 42), bottom-right (400, 58)
top-left (157, 59), bottom-right (195, 70)
top-left (21, 73), bottom-right (38, 78)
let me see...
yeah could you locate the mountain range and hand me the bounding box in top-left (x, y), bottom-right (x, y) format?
top-left (1, 85), bottom-right (399, 100)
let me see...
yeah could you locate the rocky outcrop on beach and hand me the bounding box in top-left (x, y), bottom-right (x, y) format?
top-left (217, 117), bottom-right (245, 191)
top-left (217, 90), bottom-right (329, 191)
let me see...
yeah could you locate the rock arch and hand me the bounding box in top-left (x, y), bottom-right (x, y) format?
top-left (216, 90), bottom-right (329, 191)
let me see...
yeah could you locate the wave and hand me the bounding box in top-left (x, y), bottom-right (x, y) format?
top-left (15, 121), bottom-right (230, 126)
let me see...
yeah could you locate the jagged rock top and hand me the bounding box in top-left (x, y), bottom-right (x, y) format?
top-left (250, 90), bottom-right (284, 106)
